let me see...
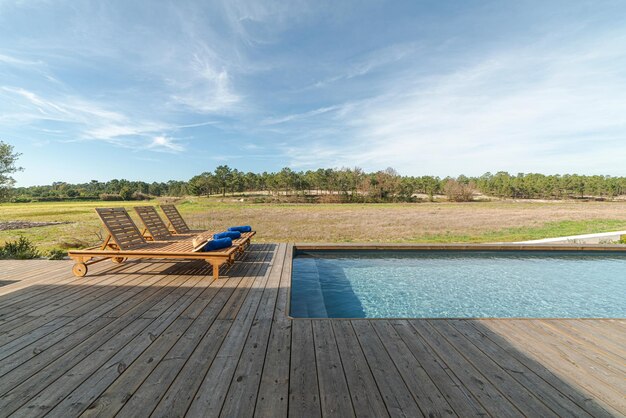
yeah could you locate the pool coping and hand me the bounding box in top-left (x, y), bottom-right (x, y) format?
top-left (286, 243), bottom-right (626, 321)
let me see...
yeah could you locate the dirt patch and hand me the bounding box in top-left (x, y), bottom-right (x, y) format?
top-left (0, 221), bottom-right (71, 231)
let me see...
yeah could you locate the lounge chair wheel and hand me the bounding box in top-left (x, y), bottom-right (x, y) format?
top-left (72, 263), bottom-right (88, 277)
top-left (112, 257), bottom-right (127, 264)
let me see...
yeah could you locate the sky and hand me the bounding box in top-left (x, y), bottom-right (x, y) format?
top-left (1, 0), bottom-right (625, 186)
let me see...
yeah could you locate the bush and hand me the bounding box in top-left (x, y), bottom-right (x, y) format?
top-left (99, 193), bottom-right (123, 201)
top-left (0, 237), bottom-right (41, 259)
top-left (119, 187), bottom-right (134, 201)
top-left (620, 235), bottom-right (626, 245)
top-left (444, 179), bottom-right (475, 202)
top-left (47, 248), bottom-right (67, 260)
top-left (35, 196), bottom-right (63, 202)
top-left (132, 191), bottom-right (151, 201)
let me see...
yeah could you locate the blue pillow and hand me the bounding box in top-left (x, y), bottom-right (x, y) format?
top-left (202, 237), bottom-right (232, 251)
top-left (228, 225), bottom-right (252, 233)
top-left (213, 231), bottom-right (241, 240)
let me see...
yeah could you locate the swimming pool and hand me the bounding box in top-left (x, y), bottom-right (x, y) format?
top-left (290, 249), bottom-right (626, 318)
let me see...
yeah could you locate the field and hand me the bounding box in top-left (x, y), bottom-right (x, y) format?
top-left (1, 197), bottom-right (626, 253)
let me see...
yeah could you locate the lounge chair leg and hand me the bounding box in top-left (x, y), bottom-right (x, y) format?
top-left (211, 261), bottom-right (221, 279)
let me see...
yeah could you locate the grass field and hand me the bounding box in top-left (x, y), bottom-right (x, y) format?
top-left (1, 197), bottom-right (626, 253)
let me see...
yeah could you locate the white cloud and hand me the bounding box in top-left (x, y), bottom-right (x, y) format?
top-left (0, 86), bottom-right (179, 152)
top-left (0, 53), bottom-right (42, 66)
top-left (280, 30), bottom-right (626, 176)
top-left (261, 106), bottom-right (339, 126)
top-left (148, 135), bottom-right (185, 152)
top-left (169, 55), bottom-right (240, 114)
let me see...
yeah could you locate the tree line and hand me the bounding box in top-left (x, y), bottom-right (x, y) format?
top-left (8, 165), bottom-right (626, 203)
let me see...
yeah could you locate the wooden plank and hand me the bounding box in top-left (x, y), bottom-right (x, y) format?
top-left (551, 320), bottom-right (626, 360)
top-left (468, 320), bottom-right (617, 418)
top-left (254, 244), bottom-right (293, 418)
top-left (0, 262), bottom-right (149, 334)
top-left (331, 320), bottom-right (390, 418)
top-left (370, 320), bottom-right (455, 417)
top-left (216, 268), bottom-right (257, 319)
top-left (0, 262), bottom-right (171, 376)
top-left (0, 318), bottom-right (112, 380)
top-left (390, 320), bottom-right (487, 417)
top-left (312, 320), bottom-right (355, 418)
top-left (43, 276), bottom-right (210, 417)
top-left (409, 320), bottom-right (523, 417)
top-left (219, 244), bottom-right (287, 418)
top-left (0, 261), bottom-right (172, 385)
top-left (429, 320), bottom-right (558, 417)
top-left (351, 320), bottom-right (423, 418)
top-left (0, 262), bottom-right (137, 324)
top-left (0, 261), bottom-right (78, 298)
top-left (0, 261), bottom-right (165, 347)
top-left (294, 243), bottom-right (626, 252)
top-left (0, 267), bottom-right (193, 410)
top-left (486, 320), bottom-right (626, 415)
top-left (11, 269), bottom-right (207, 415)
top-left (147, 320), bottom-right (232, 417)
top-left (533, 320), bottom-right (626, 373)
top-left (522, 321), bottom-right (625, 386)
top-left (181, 245), bottom-right (275, 417)
top-left (2, 318), bottom-right (152, 416)
top-left (86, 246), bottom-right (271, 417)
top-left (288, 319), bottom-right (321, 418)
top-left (453, 320), bottom-right (609, 418)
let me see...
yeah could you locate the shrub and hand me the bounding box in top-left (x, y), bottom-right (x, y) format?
top-left (444, 179), bottom-right (475, 202)
top-left (132, 191), bottom-right (151, 201)
top-left (99, 193), bottom-right (123, 201)
top-left (620, 235), bottom-right (626, 245)
top-left (0, 237), bottom-right (41, 259)
top-left (119, 187), bottom-right (134, 201)
top-left (35, 196), bottom-right (63, 202)
top-left (48, 248), bottom-right (67, 260)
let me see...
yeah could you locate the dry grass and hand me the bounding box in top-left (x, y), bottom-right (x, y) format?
top-left (1, 198), bottom-right (626, 251)
top-left (180, 199), bottom-right (626, 243)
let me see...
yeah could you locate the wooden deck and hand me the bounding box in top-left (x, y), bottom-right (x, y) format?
top-left (0, 243), bottom-right (624, 417)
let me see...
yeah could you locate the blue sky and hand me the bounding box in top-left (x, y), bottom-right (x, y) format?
top-left (1, 0), bottom-right (625, 186)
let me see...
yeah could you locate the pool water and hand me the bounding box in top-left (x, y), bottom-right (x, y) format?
top-left (290, 250), bottom-right (626, 318)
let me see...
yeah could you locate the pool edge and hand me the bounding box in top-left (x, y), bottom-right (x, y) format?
top-left (286, 242), bottom-right (626, 321)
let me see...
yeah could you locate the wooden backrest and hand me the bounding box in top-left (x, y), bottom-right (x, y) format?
top-left (95, 207), bottom-right (146, 250)
top-left (134, 206), bottom-right (173, 241)
top-left (160, 204), bottom-right (191, 233)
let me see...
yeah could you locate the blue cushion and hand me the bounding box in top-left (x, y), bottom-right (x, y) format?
top-left (201, 237), bottom-right (232, 251)
top-left (228, 225), bottom-right (252, 233)
top-left (213, 231), bottom-right (241, 240)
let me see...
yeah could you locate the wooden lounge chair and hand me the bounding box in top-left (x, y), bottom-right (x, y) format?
top-left (67, 208), bottom-right (238, 279)
top-left (160, 204), bottom-right (195, 234)
top-left (134, 206), bottom-right (252, 255)
top-left (159, 204), bottom-right (254, 248)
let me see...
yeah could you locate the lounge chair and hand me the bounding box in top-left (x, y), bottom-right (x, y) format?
top-left (134, 206), bottom-right (252, 255)
top-left (160, 204), bottom-right (254, 248)
top-left (67, 208), bottom-right (238, 279)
